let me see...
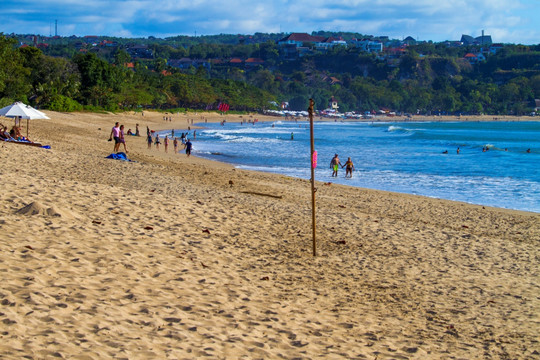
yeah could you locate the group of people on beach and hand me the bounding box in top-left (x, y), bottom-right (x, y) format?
top-left (145, 127), bottom-right (193, 156)
top-left (330, 154), bottom-right (355, 178)
top-left (0, 123), bottom-right (33, 143)
top-left (110, 121), bottom-right (194, 157)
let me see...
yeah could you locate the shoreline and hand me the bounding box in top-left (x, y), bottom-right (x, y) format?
top-left (156, 115), bottom-right (539, 214)
top-left (1, 110), bottom-right (539, 359)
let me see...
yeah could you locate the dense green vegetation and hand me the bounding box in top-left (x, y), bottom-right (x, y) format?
top-left (1, 33), bottom-right (539, 115)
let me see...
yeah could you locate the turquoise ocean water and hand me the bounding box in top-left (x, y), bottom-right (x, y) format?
top-left (163, 121), bottom-right (540, 213)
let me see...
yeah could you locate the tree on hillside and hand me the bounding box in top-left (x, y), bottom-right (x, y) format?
top-left (0, 36), bottom-right (31, 104)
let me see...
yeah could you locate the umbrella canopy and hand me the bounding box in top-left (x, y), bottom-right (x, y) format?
top-left (0, 102), bottom-right (49, 140)
top-left (0, 102), bottom-right (50, 120)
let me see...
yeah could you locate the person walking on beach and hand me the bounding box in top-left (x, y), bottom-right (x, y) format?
top-left (343, 157), bottom-right (355, 178)
top-left (119, 124), bottom-right (128, 153)
top-left (155, 134), bottom-right (161, 150)
top-left (173, 137), bottom-right (178, 153)
top-left (185, 138), bottom-right (192, 157)
top-left (135, 124), bottom-right (140, 136)
top-left (109, 122), bottom-right (121, 153)
top-left (147, 132), bottom-right (152, 149)
top-left (330, 154), bottom-right (342, 177)
top-left (164, 136), bottom-right (169, 153)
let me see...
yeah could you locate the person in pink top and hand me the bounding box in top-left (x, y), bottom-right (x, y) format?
top-left (109, 122), bottom-right (121, 152)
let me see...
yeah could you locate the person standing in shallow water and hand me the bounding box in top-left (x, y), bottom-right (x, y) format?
top-left (330, 154), bottom-right (342, 177)
top-left (185, 138), bottom-right (192, 157)
top-left (343, 157), bottom-right (354, 178)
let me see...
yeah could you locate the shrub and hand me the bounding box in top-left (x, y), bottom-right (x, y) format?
top-left (48, 95), bottom-right (83, 112)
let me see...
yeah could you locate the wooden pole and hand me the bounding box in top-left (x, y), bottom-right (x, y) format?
top-left (308, 99), bottom-right (317, 256)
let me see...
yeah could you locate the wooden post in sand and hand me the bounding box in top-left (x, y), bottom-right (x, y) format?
top-left (308, 99), bottom-right (317, 256)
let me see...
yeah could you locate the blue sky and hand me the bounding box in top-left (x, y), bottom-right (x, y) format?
top-left (1, 0), bottom-right (539, 44)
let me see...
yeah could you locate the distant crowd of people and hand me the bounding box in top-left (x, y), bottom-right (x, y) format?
top-left (108, 121), bottom-right (193, 157)
top-left (145, 127), bottom-right (193, 156)
top-left (442, 146), bottom-right (533, 154)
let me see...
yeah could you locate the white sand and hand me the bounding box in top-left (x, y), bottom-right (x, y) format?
top-left (0, 110), bottom-right (538, 359)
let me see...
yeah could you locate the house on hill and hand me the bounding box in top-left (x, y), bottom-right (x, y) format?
top-left (475, 34), bottom-right (492, 46)
top-left (461, 33), bottom-right (492, 46)
top-left (168, 58), bottom-right (211, 70)
top-left (403, 36), bottom-right (417, 45)
top-left (245, 58), bottom-right (265, 67)
top-left (127, 44), bottom-right (153, 59)
top-left (489, 43), bottom-right (504, 54)
top-left (350, 38), bottom-right (383, 53)
top-left (329, 96), bottom-right (339, 111)
top-left (315, 37), bottom-right (347, 51)
top-left (277, 33), bottom-right (325, 59)
top-left (229, 58), bottom-right (244, 66)
top-left (277, 33), bottom-right (325, 47)
top-left (83, 35), bottom-right (99, 44)
top-left (464, 52), bottom-right (486, 64)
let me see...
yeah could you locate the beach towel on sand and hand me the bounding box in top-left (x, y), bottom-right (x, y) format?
top-left (105, 152), bottom-right (134, 161)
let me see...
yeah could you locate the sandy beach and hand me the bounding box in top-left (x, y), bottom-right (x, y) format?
top-left (1, 110), bottom-right (539, 359)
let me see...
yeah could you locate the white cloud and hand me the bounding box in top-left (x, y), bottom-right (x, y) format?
top-left (0, 0), bottom-right (538, 43)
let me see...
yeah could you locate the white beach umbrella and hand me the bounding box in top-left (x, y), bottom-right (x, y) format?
top-left (0, 101), bottom-right (49, 138)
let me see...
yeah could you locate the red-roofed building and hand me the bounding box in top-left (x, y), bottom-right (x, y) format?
top-left (277, 33), bottom-right (325, 47)
top-left (229, 58), bottom-right (244, 65)
top-left (464, 53), bottom-right (485, 64)
top-left (386, 47), bottom-right (406, 58)
top-left (245, 58), bottom-right (265, 67)
top-left (99, 40), bottom-right (117, 47)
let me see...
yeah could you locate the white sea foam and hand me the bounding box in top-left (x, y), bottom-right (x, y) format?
top-left (191, 121), bottom-right (540, 212)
